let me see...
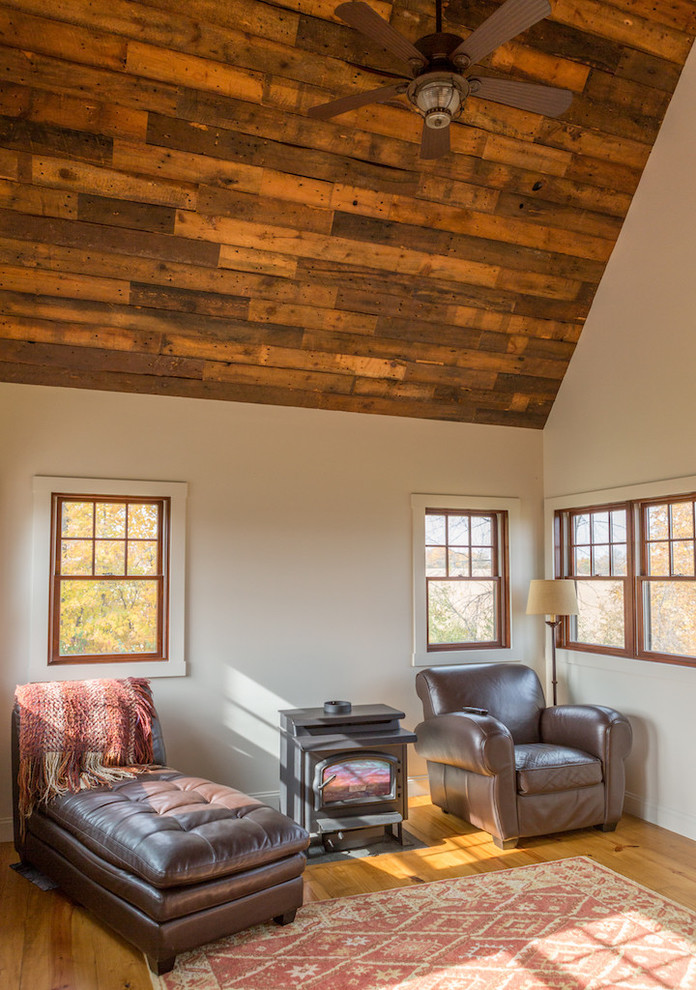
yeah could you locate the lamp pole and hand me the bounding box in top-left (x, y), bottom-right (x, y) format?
top-left (526, 580), bottom-right (578, 706)
top-left (545, 615), bottom-right (562, 706)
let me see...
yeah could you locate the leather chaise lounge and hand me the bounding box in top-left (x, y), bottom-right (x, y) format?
top-left (11, 694), bottom-right (310, 975)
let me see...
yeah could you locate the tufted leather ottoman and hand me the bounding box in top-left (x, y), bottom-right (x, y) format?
top-left (12, 706), bottom-right (309, 974)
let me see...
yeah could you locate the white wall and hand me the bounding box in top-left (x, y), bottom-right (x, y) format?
top-left (543, 44), bottom-right (696, 839)
top-left (0, 382), bottom-right (544, 840)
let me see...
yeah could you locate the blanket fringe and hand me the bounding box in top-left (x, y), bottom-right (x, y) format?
top-left (15, 677), bottom-right (158, 837)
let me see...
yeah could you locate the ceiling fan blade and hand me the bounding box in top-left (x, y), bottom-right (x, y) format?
top-left (307, 83), bottom-right (405, 120)
top-left (451, 0), bottom-right (551, 68)
top-left (420, 121), bottom-right (450, 159)
top-left (335, 2), bottom-right (427, 67)
top-left (469, 76), bottom-right (572, 116)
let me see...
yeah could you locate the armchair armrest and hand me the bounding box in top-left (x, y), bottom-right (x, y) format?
top-left (541, 705), bottom-right (632, 764)
top-left (414, 712), bottom-right (515, 776)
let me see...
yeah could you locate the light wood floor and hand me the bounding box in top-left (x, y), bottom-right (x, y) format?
top-left (3, 798), bottom-right (696, 990)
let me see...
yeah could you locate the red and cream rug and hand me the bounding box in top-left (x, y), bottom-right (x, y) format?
top-left (151, 856), bottom-right (696, 989)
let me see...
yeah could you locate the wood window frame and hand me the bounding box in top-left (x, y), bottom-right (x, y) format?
top-left (30, 476), bottom-right (187, 681)
top-left (424, 508), bottom-right (510, 653)
top-left (49, 493), bottom-right (170, 665)
top-left (555, 501), bottom-right (633, 658)
top-left (555, 491), bottom-right (696, 667)
top-left (411, 494), bottom-right (520, 668)
top-left (635, 494), bottom-right (696, 667)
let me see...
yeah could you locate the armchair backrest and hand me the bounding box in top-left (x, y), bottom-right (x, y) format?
top-left (415, 663), bottom-right (546, 744)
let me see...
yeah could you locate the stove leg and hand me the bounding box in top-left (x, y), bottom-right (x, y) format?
top-left (389, 821), bottom-right (403, 845)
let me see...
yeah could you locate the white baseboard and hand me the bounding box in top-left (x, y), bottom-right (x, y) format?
top-left (248, 790), bottom-right (280, 810)
top-left (406, 779), bottom-right (696, 842)
top-left (1, 779), bottom-right (431, 847)
top-left (248, 777), bottom-right (431, 812)
top-left (407, 774), bottom-right (431, 797)
top-left (11, 787), bottom-right (690, 847)
top-left (624, 790), bottom-right (696, 842)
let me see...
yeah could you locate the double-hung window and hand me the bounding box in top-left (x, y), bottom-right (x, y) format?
top-left (425, 509), bottom-right (508, 651)
top-left (31, 476), bottom-right (187, 680)
top-left (555, 491), bottom-right (696, 666)
top-left (412, 494), bottom-right (515, 666)
top-left (556, 503), bottom-right (631, 654)
top-left (50, 494), bottom-right (169, 664)
top-left (638, 496), bottom-right (696, 660)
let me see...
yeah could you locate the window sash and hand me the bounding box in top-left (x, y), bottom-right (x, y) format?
top-left (426, 575), bottom-right (504, 650)
top-left (637, 576), bottom-right (696, 662)
top-left (49, 494), bottom-right (170, 664)
top-left (424, 509), bottom-right (509, 651)
top-left (566, 576), bottom-right (631, 656)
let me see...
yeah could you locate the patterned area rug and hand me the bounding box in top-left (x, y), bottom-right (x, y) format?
top-left (151, 856), bottom-right (696, 989)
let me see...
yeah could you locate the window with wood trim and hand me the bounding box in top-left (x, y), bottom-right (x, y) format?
top-left (49, 494), bottom-right (170, 664)
top-left (638, 496), bottom-right (696, 662)
top-left (556, 502), bottom-right (632, 655)
top-left (556, 492), bottom-right (696, 666)
top-left (425, 508), bottom-right (509, 651)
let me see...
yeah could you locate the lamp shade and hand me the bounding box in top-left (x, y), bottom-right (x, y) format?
top-left (526, 579), bottom-right (578, 618)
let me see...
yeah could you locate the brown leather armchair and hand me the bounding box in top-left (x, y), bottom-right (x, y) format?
top-left (415, 663), bottom-right (632, 849)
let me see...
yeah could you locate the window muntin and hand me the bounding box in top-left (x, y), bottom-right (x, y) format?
top-left (556, 492), bottom-right (696, 666)
top-left (50, 494), bottom-right (169, 664)
top-left (425, 509), bottom-right (508, 650)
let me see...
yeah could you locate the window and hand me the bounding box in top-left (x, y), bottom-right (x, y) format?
top-left (31, 477), bottom-right (187, 680)
top-left (412, 494), bottom-right (517, 666)
top-left (556, 491), bottom-right (696, 666)
top-left (425, 509), bottom-right (508, 651)
top-left (556, 503), bottom-right (631, 654)
top-left (50, 495), bottom-right (169, 664)
top-left (638, 496), bottom-right (696, 661)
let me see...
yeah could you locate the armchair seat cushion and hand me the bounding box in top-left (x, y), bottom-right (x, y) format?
top-left (515, 744), bottom-right (602, 795)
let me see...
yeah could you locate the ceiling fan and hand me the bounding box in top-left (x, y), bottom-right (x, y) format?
top-left (307, 0), bottom-right (573, 159)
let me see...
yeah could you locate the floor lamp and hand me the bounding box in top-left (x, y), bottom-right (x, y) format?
top-left (526, 579), bottom-right (578, 705)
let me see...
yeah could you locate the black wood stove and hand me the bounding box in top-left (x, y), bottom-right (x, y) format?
top-left (279, 704), bottom-right (417, 850)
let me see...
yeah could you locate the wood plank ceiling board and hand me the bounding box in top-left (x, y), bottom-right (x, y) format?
top-left (0, 0), bottom-right (693, 427)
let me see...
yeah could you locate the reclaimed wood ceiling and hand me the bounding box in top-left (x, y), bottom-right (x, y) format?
top-left (0, 0), bottom-right (694, 428)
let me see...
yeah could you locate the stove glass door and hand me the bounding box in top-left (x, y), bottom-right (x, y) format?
top-left (316, 753), bottom-right (397, 806)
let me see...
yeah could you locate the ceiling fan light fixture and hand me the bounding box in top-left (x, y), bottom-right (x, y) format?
top-left (309, 1), bottom-right (572, 159)
top-left (407, 73), bottom-right (468, 129)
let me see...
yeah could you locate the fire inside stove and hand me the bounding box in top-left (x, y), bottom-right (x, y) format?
top-left (317, 755), bottom-right (396, 805)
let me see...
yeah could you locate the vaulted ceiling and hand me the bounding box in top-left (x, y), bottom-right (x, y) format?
top-left (0, 0), bottom-right (693, 427)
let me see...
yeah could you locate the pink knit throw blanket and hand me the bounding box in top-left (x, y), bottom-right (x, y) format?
top-left (15, 677), bottom-right (156, 827)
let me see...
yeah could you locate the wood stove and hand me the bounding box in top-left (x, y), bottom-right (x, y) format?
top-left (279, 704), bottom-right (417, 849)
